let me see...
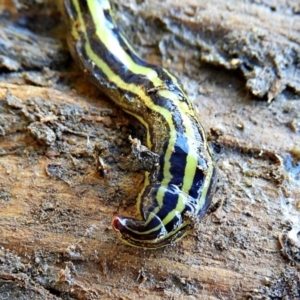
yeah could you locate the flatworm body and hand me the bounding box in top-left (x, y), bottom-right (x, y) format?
top-left (62, 0), bottom-right (215, 248)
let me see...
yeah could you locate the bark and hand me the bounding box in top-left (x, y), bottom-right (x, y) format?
top-left (0, 0), bottom-right (299, 299)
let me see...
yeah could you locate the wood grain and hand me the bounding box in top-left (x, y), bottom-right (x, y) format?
top-left (0, 0), bottom-right (299, 299)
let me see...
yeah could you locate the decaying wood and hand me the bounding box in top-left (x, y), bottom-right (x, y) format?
top-left (0, 0), bottom-right (300, 299)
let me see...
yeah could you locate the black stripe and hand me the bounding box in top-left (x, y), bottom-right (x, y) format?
top-left (124, 195), bottom-right (184, 241)
top-left (139, 184), bottom-right (160, 219)
top-left (139, 184), bottom-right (182, 231)
top-left (197, 167), bottom-right (216, 217)
top-left (160, 184), bottom-right (180, 217)
top-left (102, 8), bottom-right (155, 68)
top-left (153, 95), bottom-right (190, 186)
top-left (101, 4), bottom-right (193, 105)
top-left (188, 120), bottom-right (208, 198)
top-left (122, 215), bottom-right (166, 241)
top-left (64, 0), bottom-right (79, 20)
top-left (80, 1), bottom-right (152, 84)
top-left (188, 166), bottom-right (205, 199)
top-left (82, 0), bottom-right (189, 98)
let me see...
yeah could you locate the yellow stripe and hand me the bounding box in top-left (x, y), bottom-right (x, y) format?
top-left (87, 0), bottom-right (163, 86)
top-left (158, 89), bottom-right (199, 193)
top-left (127, 219), bottom-right (191, 247)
